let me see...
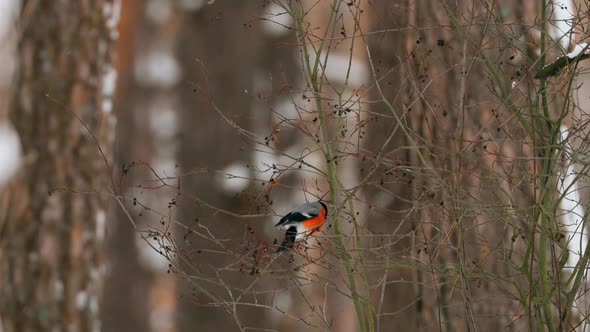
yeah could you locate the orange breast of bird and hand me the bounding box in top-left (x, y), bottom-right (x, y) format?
top-left (302, 209), bottom-right (327, 233)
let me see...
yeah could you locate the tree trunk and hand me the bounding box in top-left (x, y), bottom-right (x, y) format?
top-left (0, 1), bottom-right (116, 331)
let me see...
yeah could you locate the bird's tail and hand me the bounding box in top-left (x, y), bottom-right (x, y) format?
top-left (276, 226), bottom-right (297, 253)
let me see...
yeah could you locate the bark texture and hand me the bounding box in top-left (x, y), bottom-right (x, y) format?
top-left (0, 1), bottom-right (116, 331)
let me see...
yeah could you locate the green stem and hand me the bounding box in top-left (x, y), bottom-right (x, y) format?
top-left (537, 1), bottom-right (556, 330)
top-left (290, 1), bottom-right (370, 330)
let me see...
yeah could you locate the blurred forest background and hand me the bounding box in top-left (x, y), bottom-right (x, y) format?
top-left (1, 0), bottom-right (590, 331)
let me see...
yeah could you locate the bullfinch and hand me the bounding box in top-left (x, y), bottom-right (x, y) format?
top-left (275, 201), bottom-right (328, 252)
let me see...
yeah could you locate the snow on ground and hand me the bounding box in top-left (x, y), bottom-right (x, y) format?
top-left (550, 0), bottom-right (574, 49)
top-left (145, 0), bottom-right (173, 24)
top-left (548, 0), bottom-right (587, 271)
top-left (306, 52), bottom-right (369, 87)
top-left (0, 124), bottom-right (21, 188)
top-left (0, 0), bottom-right (20, 41)
top-left (544, 2), bottom-right (590, 328)
top-left (135, 47), bottom-right (181, 88)
top-left (95, 209), bottom-right (107, 242)
top-left (558, 125), bottom-right (587, 269)
top-left (567, 43), bottom-right (590, 58)
top-left (218, 162), bottom-right (250, 193)
top-left (261, 2), bottom-right (293, 37)
top-left (136, 234), bottom-right (172, 271)
top-left (178, 0), bottom-right (206, 12)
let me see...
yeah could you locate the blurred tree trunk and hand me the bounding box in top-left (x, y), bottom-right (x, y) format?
top-left (176, 2), bottom-right (265, 331)
top-left (0, 1), bottom-right (116, 331)
top-left (105, 0), bottom-right (183, 331)
top-left (367, 0), bottom-right (537, 330)
top-left (102, 0), bottom-right (154, 331)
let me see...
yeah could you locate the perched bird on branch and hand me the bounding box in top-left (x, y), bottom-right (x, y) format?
top-left (275, 201), bottom-right (328, 253)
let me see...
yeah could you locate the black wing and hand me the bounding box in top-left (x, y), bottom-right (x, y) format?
top-left (275, 211), bottom-right (317, 226)
top-left (276, 226), bottom-right (297, 252)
